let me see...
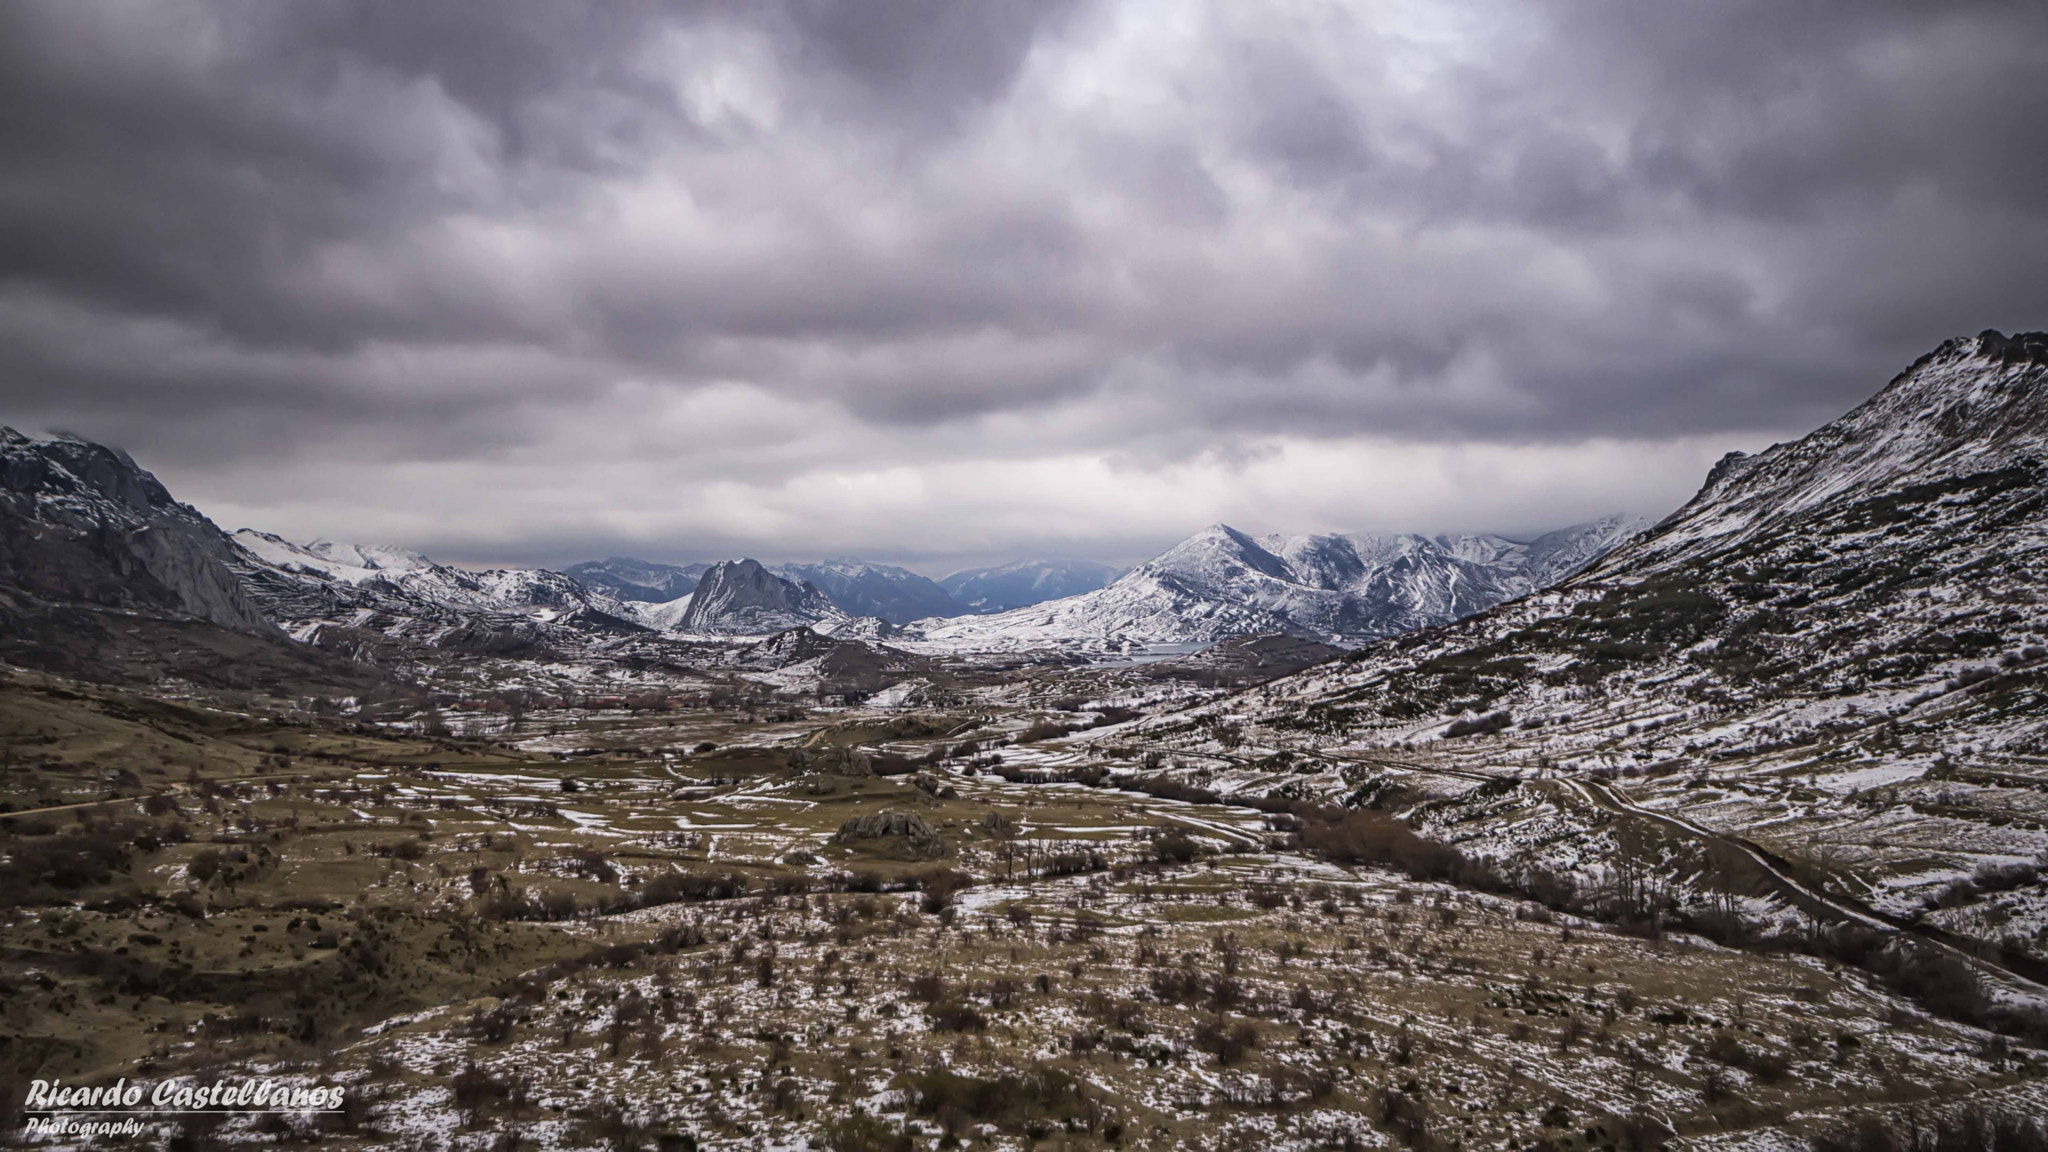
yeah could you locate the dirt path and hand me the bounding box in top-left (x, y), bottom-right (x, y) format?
top-left (1564, 774), bottom-right (2048, 994)
top-left (1319, 748), bottom-right (2048, 995)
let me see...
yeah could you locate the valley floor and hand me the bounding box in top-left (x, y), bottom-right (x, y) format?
top-left (5, 671), bottom-right (2048, 1151)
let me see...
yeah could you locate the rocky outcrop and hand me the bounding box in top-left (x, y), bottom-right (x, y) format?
top-left (654, 559), bottom-right (846, 636)
top-left (789, 743), bottom-right (874, 776)
top-left (829, 810), bottom-right (947, 858)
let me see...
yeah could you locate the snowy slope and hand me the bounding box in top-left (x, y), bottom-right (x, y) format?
top-left (916, 517), bottom-right (1645, 649)
top-left (1598, 329), bottom-right (2048, 576)
top-left (229, 530), bottom-right (646, 652)
top-left (1125, 330), bottom-right (2048, 946)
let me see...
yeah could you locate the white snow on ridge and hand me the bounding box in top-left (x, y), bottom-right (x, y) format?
top-left (912, 515), bottom-right (1647, 650)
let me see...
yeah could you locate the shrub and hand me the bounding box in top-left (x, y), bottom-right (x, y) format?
top-left (1192, 1019), bottom-right (1259, 1064)
top-left (918, 869), bottom-right (972, 914)
top-left (929, 1001), bottom-right (987, 1032)
top-left (1378, 1086), bottom-right (1429, 1148)
top-left (823, 1112), bottom-right (913, 1152)
top-left (1017, 719), bottom-right (1078, 743)
top-left (639, 870), bottom-right (750, 906)
top-left (1300, 809), bottom-right (1469, 884)
top-left (3, 828), bottom-right (134, 891)
top-left (186, 848), bottom-right (224, 884)
top-left (903, 1066), bottom-right (1095, 1137)
top-left (1152, 831), bottom-right (1205, 866)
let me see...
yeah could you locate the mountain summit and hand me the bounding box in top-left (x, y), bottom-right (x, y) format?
top-left (657, 558), bottom-right (847, 636)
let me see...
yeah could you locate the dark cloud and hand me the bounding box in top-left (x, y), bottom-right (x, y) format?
top-left (0, 0), bottom-right (2044, 566)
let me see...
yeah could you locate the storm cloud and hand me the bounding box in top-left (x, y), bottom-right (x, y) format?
top-left (2, 0), bottom-right (2044, 570)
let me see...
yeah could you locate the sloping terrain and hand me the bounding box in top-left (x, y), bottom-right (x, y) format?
top-left (1108, 330), bottom-right (2048, 966)
top-left (231, 530), bottom-right (650, 662)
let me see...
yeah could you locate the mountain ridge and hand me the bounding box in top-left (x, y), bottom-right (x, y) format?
top-left (940, 559), bottom-right (1124, 614)
top-left (915, 515), bottom-right (1648, 649)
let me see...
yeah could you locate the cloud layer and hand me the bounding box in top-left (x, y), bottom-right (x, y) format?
top-left (3, 0), bottom-right (2044, 571)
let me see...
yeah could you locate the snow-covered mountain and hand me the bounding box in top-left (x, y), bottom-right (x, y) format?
top-left (563, 557), bottom-right (708, 603)
top-left (915, 516), bottom-right (1646, 649)
top-left (230, 530), bottom-right (647, 657)
top-left (0, 427), bottom-right (279, 636)
top-left (940, 559), bottom-right (1124, 614)
top-left (646, 559), bottom-right (847, 636)
top-left (770, 561), bottom-right (959, 625)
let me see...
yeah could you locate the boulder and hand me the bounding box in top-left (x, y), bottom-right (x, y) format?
top-left (830, 810), bottom-right (946, 858)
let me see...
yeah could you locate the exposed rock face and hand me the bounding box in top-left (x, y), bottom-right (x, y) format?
top-left (655, 559), bottom-right (846, 636)
top-left (740, 626), bottom-right (844, 669)
top-left (830, 810), bottom-right (946, 858)
top-left (0, 427), bottom-right (278, 635)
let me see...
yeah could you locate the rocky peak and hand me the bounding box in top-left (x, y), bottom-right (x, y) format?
top-left (671, 558), bottom-right (845, 636)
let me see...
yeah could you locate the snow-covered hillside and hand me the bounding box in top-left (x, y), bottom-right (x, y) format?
top-left (1117, 330), bottom-right (2048, 951)
top-left (229, 530), bottom-right (646, 654)
top-left (915, 516), bottom-right (1645, 650)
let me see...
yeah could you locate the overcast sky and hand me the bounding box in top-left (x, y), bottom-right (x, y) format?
top-left (3, 1), bottom-right (2044, 574)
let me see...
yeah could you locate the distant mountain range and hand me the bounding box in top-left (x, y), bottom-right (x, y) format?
top-left (770, 562), bottom-right (959, 625)
top-left (562, 557), bottom-right (709, 603)
top-left (0, 431), bottom-right (1643, 660)
top-left (913, 517), bottom-right (1647, 648)
top-left (940, 559), bottom-right (1123, 614)
top-left (560, 554), bottom-right (1123, 625)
